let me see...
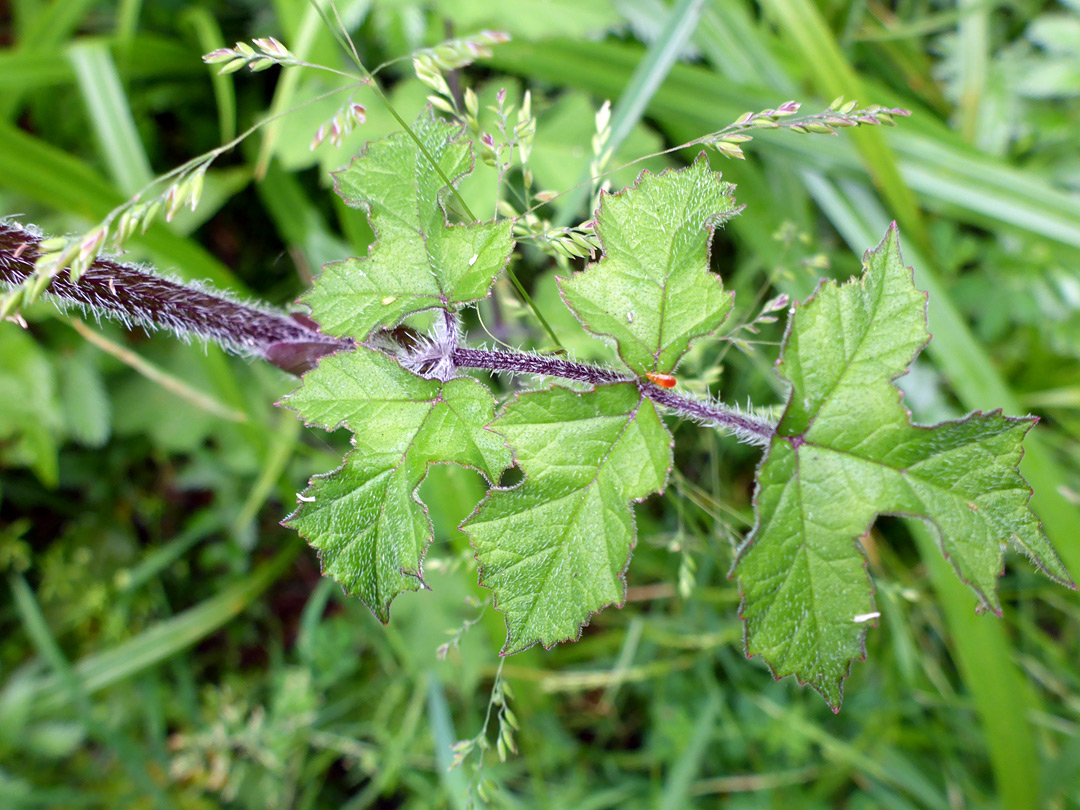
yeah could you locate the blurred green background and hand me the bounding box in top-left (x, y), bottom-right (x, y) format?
top-left (2, 0), bottom-right (1080, 807)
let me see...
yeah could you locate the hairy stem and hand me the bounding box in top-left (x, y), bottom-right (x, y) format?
top-left (639, 384), bottom-right (775, 447)
top-left (306, 6), bottom-right (565, 349)
top-left (452, 346), bottom-right (775, 446)
top-left (0, 221), bottom-right (351, 375)
top-left (452, 346), bottom-right (627, 385)
top-left (2, 221), bottom-right (775, 445)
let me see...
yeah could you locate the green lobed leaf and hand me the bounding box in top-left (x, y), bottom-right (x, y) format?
top-left (464, 384), bottom-right (673, 653)
top-left (283, 347), bottom-right (511, 621)
top-left (558, 155), bottom-right (737, 376)
top-left (733, 225), bottom-right (1075, 709)
top-left (303, 111), bottom-right (513, 341)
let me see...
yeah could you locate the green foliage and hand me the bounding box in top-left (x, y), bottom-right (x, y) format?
top-left (5, 1), bottom-right (1080, 807)
top-left (0, 328), bottom-right (61, 486)
top-left (529, 91), bottom-right (668, 193)
top-left (304, 112), bottom-right (513, 341)
top-left (56, 351), bottom-right (110, 448)
top-left (431, 0), bottom-right (619, 39)
top-left (559, 156), bottom-right (736, 375)
top-left (734, 227), bottom-right (1073, 707)
top-left (284, 346), bottom-right (510, 620)
top-left (289, 116), bottom-right (1069, 716)
top-left (465, 384), bottom-right (671, 652)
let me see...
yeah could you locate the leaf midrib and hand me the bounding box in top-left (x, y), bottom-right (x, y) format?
top-left (756, 437), bottom-right (1013, 645)
top-left (754, 425), bottom-right (1007, 674)
top-left (502, 394), bottom-right (646, 640)
top-left (752, 449), bottom-right (836, 676)
top-left (368, 397), bottom-right (442, 601)
top-left (793, 272), bottom-right (888, 438)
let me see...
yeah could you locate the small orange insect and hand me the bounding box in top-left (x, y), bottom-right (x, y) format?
top-left (645, 372), bottom-right (677, 389)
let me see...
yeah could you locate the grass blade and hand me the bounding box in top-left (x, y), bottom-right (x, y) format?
top-left (231, 411), bottom-right (301, 537)
top-left (753, 695), bottom-right (951, 809)
top-left (9, 543), bottom-right (301, 716)
top-left (0, 120), bottom-right (240, 291)
top-left (0, 35), bottom-right (204, 92)
top-left (556, 0), bottom-right (705, 222)
top-left (67, 319), bottom-right (249, 423)
top-left (117, 512), bottom-right (223, 595)
top-left (757, 0), bottom-right (930, 252)
top-left (180, 8), bottom-right (237, 143)
top-left (67, 40), bottom-right (154, 196)
top-left (913, 524), bottom-right (1043, 810)
top-left (9, 574), bottom-right (173, 807)
top-left (254, 3), bottom-right (327, 180)
top-left (955, 0), bottom-right (989, 143)
top-left (0, 0), bottom-right (98, 119)
top-left (659, 690), bottom-right (719, 810)
top-left (607, 0), bottom-right (703, 151)
top-left (426, 677), bottom-right (470, 810)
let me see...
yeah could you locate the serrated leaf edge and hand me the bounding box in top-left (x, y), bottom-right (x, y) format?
top-left (730, 223), bottom-right (1072, 710)
top-left (302, 108), bottom-right (514, 338)
top-left (460, 381), bottom-right (675, 655)
top-left (275, 343), bottom-right (431, 433)
top-left (729, 223), bottom-right (920, 709)
top-left (556, 153), bottom-right (741, 375)
top-left (278, 345), bottom-right (512, 622)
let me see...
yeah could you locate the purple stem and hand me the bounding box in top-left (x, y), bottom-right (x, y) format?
top-left (0, 221), bottom-right (352, 375)
top-left (1, 222), bottom-right (776, 445)
top-left (452, 346), bottom-right (627, 385)
top-left (640, 384), bottom-right (775, 446)
top-left (452, 346), bottom-right (775, 446)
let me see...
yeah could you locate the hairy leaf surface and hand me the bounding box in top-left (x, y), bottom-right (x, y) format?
top-left (284, 347), bottom-right (511, 620)
top-left (558, 156), bottom-right (736, 375)
top-left (464, 384), bottom-right (672, 652)
top-left (734, 225), bottom-right (1074, 709)
top-left (303, 112), bottom-right (513, 341)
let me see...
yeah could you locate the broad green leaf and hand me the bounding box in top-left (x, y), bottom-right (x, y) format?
top-left (303, 112), bottom-right (513, 341)
top-left (733, 225), bottom-right (1074, 709)
top-left (558, 156), bottom-right (736, 376)
top-left (283, 347), bottom-right (511, 621)
top-left (464, 384), bottom-right (672, 652)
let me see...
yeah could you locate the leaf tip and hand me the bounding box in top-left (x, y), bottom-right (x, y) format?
top-left (498, 633), bottom-right (535, 658)
top-left (864, 220), bottom-right (903, 263)
top-left (815, 678), bottom-right (846, 712)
